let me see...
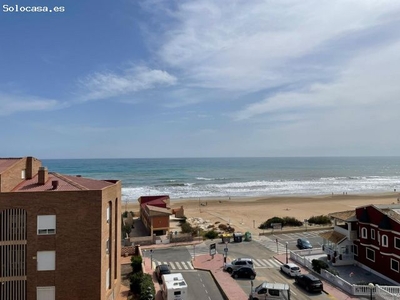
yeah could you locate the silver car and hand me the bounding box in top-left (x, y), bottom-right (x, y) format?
top-left (224, 258), bottom-right (254, 273)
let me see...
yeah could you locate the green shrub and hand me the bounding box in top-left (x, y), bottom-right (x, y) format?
top-left (131, 255), bottom-right (143, 273)
top-left (181, 222), bottom-right (194, 233)
top-left (282, 216), bottom-right (303, 227)
top-left (308, 215), bottom-right (331, 225)
top-left (122, 224), bottom-right (132, 237)
top-left (139, 273), bottom-right (155, 300)
top-left (312, 259), bottom-right (329, 274)
top-left (122, 211), bottom-right (128, 218)
top-left (259, 217), bottom-right (284, 229)
top-left (218, 224), bottom-right (228, 231)
top-left (129, 271), bottom-right (143, 292)
top-left (204, 230), bottom-right (219, 239)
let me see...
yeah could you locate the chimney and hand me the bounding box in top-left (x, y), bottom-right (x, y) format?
top-left (26, 156), bottom-right (34, 179)
top-left (38, 167), bottom-right (48, 185)
top-left (51, 180), bottom-right (59, 190)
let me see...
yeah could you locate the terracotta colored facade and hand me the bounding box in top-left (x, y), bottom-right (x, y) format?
top-left (138, 196), bottom-right (171, 236)
top-left (0, 157), bottom-right (121, 300)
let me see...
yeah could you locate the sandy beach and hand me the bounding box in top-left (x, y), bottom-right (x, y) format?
top-left (125, 192), bottom-right (400, 234)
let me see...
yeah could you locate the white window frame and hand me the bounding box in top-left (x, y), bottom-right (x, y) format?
top-left (37, 251), bottom-right (56, 271)
top-left (382, 234), bottom-right (389, 247)
top-left (361, 227), bottom-right (367, 239)
top-left (371, 229), bottom-right (375, 240)
top-left (37, 286), bottom-right (55, 300)
top-left (391, 259), bottom-right (399, 272)
top-left (107, 207), bottom-right (110, 223)
top-left (37, 215), bottom-right (56, 235)
top-left (395, 237), bottom-right (400, 250)
top-left (366, 248), bottom-right (375, 262)
top-left (21, 169), bottom-right (26, 179)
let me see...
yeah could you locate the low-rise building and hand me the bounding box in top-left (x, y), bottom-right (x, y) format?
top-left (320, 204), bottom-right (400, 284)
top-left (0, 156), bottom-right (121, 300)
top-left (138, 195), bottom-right (172, 236)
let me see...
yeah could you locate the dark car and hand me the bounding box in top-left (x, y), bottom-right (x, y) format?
top-left (231, 266), bottom-right (256, 280)
top-left (297, 238), bottom-right (313, 249)
top-left (295, 274), bottom-right (323, 292)
top-left (155, 264), bottom-right (171, 282)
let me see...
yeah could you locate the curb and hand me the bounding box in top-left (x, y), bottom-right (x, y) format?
top-left (193, 264), bottom-right (229, 300)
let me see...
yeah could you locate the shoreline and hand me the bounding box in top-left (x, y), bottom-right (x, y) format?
top-left (124, 190), bottom-right (400, 204)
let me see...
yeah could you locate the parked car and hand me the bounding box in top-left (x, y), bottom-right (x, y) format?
top-left (224, 258), bottom-right (254, 273)
top-left (280, 263), bottom-right (301, 277)
top-left (297, 238), bottom-right (313, 249)
top-left (231, 266), bottom-right (256, 280)
top-left (155, 264), bottom-right (171, 282)
top-left (295, 274), bottom-right (323, 292)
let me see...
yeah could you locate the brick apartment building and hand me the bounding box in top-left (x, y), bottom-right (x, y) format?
top-left (0, 157), bottom-right (121, 300)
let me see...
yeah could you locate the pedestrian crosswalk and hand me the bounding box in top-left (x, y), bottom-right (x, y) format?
top-left (153, 260), bottom-right (194, 270)
top-left (152, 257), bottom-right (281, 270)
top-left (252, 258), bottom-right (282, 268)
top-left (225, 257), bottom-right (282, 269)
top-left (186, 242), bottom-right (218, 258)
top-left (256, 236), bottom-right (288, 253)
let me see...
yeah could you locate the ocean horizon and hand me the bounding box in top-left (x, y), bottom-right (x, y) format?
top-left (42, 156), bottom-right (400, 203)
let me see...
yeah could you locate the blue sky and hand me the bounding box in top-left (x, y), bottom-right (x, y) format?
top-left (2, 0), bottom-right (400, 158)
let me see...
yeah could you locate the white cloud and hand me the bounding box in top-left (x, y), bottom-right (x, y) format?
top-left (0, 93), bottom-right (62, 115)
top-left (150, 0), bottom-right (400, 92)
top-left (78, 65), bottom-right (177, 101)
top-left (233, 40), bottom-right (400, 121)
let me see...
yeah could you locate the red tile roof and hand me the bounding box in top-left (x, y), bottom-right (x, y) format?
top-left (0, 158), bottom-right (21, 174)
top-left (13, 172), bottom-right (117, 192)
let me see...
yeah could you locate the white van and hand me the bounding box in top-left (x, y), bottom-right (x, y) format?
top-left (249, 282), bottom-right (290, 300)
top-left (161, 273), bottom-right (187, 300)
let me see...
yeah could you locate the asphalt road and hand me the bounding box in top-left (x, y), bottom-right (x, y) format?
top-left (149, 247), bottom-right (224, 300)
top-left (147, 230), bottom-right (332, 300)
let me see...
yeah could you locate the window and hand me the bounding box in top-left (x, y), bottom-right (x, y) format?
top-left (371, 229), bottom-right (375, 240)
top-left (21, 169), bottom-right (26, 179)
top-left (391, 259), bottom-right (399, 272)
top-left (106, 268), bottom-right (110, 290)
top-left (361, 227), bottom-right (367, 239)
top-left (37, 251), bottom-right (56, 271)
top-left (395, 237), bottom-right (400, 250)
top-left (37, 215), bottom-right (56, 235)
top-left (106, 239), bottom-right (110, 254)
top-left (269, 289), bottom-right (280, 296)
top-left (37, 286), bottom-right (55, 300)
top-left (353, 245), bottom-right (358, 256)
top-left (107, 206), bottom-right (110, 223)
top-left (366, 248), bottom-right (375, 262)
top-left (382, 235), bottom-right (389, 247)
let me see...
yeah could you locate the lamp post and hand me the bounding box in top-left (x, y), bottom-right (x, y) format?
top-left (150, 249), bottom-right (153, 270)
top-left (285, 242), bottom-right (289, 263)
top-left (368, 283), bottom-right (374, 300)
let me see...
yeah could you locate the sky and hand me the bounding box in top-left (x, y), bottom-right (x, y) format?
top-left (1, 0), bottom-right (400, 159)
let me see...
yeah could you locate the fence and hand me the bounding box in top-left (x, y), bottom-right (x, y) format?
top-left (290, 250), bottom-right (400, 299)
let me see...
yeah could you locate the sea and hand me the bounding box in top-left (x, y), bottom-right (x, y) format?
top-left (42, 157), bottom-right (400, 203)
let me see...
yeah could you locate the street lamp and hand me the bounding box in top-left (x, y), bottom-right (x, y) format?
top-left (150, 249), bottom-right (153, 269)
top-left (368, 283), bottom-right (374, 300)
top-left (285, 242), bottom-right (289, 263)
